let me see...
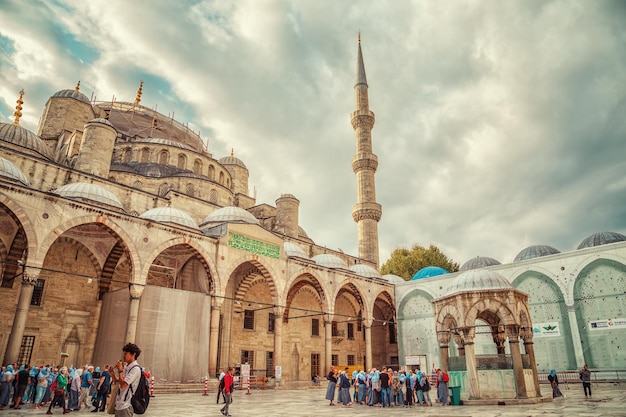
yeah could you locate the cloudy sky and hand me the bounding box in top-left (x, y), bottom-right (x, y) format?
top-left (1, 0), bottom-right (625, 267)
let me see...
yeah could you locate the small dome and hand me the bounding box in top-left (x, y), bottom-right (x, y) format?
top-left (577, 231), bottom-right (626, 249)
top-left (51, 89), bottom-right (91, 105)
top-left (202, 206), bottom-right (259, 225)
top-left (460, 256), bottom-right (501, 271)
top-left (0, 156), bottom-right (30, 186)
top-left (383, 274), bottom-right (405, 283)
top-left (446, 269), bottom-right (511, 295)
top-left (54, 182), bottom-right (123, 209)
top-left (298, 226), bottom-right (310, 239)
top-left (0, 123), bottom-right (51, 159)
top-left (138, 137), bottom-right (195, 151)
top-left (349, 264), bottom-right (382, 279)
top-left (140, 207), bottom-right (198, 229)
top-left (219, 153), bottom-right (247, 169)
top-left (411, 266), bottom-right (449, 280)
top-left (87, 118), bottom-right (114, 128)
top-left (284, 242), bottom-right (308, 259)
top-left (514, 245), bottom-right (561, 262)
top-left (312, 254), bottom-right (348, 269)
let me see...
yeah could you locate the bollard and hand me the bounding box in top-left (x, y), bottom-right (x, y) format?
top-left (246, 376), bottom-right (251, 395)
top-left (150, 376), bottom-right (155, 397)
top-left (203, 376), bottom-right (208, 396)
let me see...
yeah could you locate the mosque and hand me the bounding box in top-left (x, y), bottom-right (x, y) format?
top-left (0, 35), bottom-right (624, 393)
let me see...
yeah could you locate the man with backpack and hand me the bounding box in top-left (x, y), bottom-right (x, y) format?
top-left (112, 343), bottom-right (143, 417)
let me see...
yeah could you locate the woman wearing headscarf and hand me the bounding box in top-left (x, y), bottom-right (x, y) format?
top-left (68, 368), bottom-right (82, 411)
top-left (356, 369), bottom-right (366, 405)
top-left (0, 365), bottom-right (14, 410)
top-left (324, 366), bottom-right (337, 406)
top-left (47, 366), bottom-right (70, 414)
top-left (34, 367), bottom-right (50, 409)
top-left (93, 364), bottom-right (111, 412)
top-left (547, 370), bottom-right (564, 398)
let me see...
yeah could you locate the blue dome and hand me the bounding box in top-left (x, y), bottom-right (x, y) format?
top-left (411, 266), bottom-right (449, 280)
top-left (460, 256), bottom-right (501, 271)
top-left (577, 231), bottom-right (626, 249)
top-left (514, 245), bottom-right (560, 262)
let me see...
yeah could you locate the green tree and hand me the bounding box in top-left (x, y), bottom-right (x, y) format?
top-left (380, 244), bottom-right (459, 281)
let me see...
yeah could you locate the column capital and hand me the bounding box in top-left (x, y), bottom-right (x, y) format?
top-left (437, 330), bottom-right (451, 345)
top-left (505, 324), bottom-right (521, 341)
top-left (129, 284), bottom-right (144, 299)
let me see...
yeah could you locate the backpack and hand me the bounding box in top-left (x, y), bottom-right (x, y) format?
top-left (125, 365), bottom-right (150, 414)
top-left (218, 375), bottom-right (225, 392)
top-left (443, 372), bottom-right (450, 383)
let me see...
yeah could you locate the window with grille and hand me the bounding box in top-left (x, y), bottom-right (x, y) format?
top-left (311, 318), bottom-right (319, 336)
top-left (266, 351), bottom-right (274, 377)
top-left (244, 310), bottom-right (255, 330)
top-left (18, 336), bottom-right (35, 365)
top-left (331, 354), bottom-right (338, 366)
top-left (390, 356), bottom-right (399, 366)
top-left (347, 354), bottom-right (355, 366)
top-left (311, 353), bottom-right (320, 379)
top-left (30, 279), bottom-right (45, 306)
top-left (347, 323), bottom-right (354, 340)
top-left (268, 313), bottom-right (275, 333)
top-left (332, 321), bottom-right (338, 337)
top-left (240, 350), bottom-right (254, 370)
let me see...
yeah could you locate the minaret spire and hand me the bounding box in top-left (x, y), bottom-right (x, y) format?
top-left (13, 89), bottom-right (24, 126)
top-left (134, 80), bottom-right (144, 105)
top-left (350, 33), bottom-right (381, 267)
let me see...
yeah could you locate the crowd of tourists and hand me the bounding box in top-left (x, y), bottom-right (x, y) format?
top-left (324, 365), bottom-right (450, 408)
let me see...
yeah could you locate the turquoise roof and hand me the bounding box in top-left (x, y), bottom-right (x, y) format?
top-left (411, 266), bottom-right (449, 280)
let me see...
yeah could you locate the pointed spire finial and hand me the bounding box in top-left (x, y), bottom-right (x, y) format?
top-left (134, 80), bottom-right (144, 105)
top-left (13, 89), bottom-right (24, 126)
top-left (75, 81), bottom-right (81, 92)
top-left (230, 148), bottom-right (234, 156)
top-left (358, 31), bottom-right (361, 44)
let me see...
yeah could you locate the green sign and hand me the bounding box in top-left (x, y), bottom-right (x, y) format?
top-left (228, 233), bottom-right (280, 259)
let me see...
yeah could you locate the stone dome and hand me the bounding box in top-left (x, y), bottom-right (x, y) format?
top-left (284, 242), bottom-right (308, 259)
top-left (139, 137), bottom-right (195, 151)
top-left (460, 256), bottom-right (501, 271)
top-left (51, 88), bottom-right (91, 105)
top-left (411, 266), bottom-right (449, 280)
top-left (349, 264), bottom-right (382, 279)
top-left (514, 245), bottom-right (561, 262)
top-left (383, 274), bottom-right (405, 283)
top-left (312, 254), bottom-right (348, 269)
top-left (0, 123), bottom-right (51, 159)
top-left (0, 156), bottom-right (30, 186)
top-left (219, 153), bottom-right (247, 169)
top-left (54, 182), bottom-right (123, 210)
top-left (577, 231), bottom-right (626, 249)
top-left (202, 206), bottom-right (259, 225)
top-left (140, 207), bottom-right (198, 229)
top-left (446, 269), bottom-right (512, 295)
top-left (87, 118), bottom-right (115, 128)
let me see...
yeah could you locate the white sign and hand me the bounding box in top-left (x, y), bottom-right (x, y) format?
top-left (589, 318), bottom-right (626, 331)
top-left (405, 355), bottom-right (426, 366)
top-left (275, 365), bottom-right (282, 380)
top-left (241, 364), bottom-right (251, 377)
top-left (532, 322), bottom-right (561, 337)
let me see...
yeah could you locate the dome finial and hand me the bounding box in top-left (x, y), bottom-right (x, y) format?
top-left (358, 31), bottom-right (361, 44)
top-left (230, 148), bottom-right (234, 156)
top-left (75, 81), bottom-right (81, 92)
top-left (134, 80), bottom-right (144, 105)
top-left (13, 89), bottom-right (24, 126)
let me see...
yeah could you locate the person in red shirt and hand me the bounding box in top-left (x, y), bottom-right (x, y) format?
top-left (220, 367), bottom-right (234, 416)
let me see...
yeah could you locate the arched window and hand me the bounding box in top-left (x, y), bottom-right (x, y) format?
top-left (141, 148), bottom-right (150, 163)
top-left (193, 159), bottom-right (202, 174)
top-left (177, 154), bottom-right (187, 169)
top-left (133, 181), bottom-right (143, 190)
top-left (208, 165), bottom-right (215, 180)
top-left (226, 178), bottom-right (230, 188)
top-left (159, 183), bottom-right (170, 197)
top-left (209, 189), bottom-right (217, 203)
top-left (219, 171), bottom-right (224, 184)
top-left (124, 148), bottom-right (133, 163)
top-left (186, 183), bottom-right (194, 196)
top-left (159, 150), bottom-right (169, 165)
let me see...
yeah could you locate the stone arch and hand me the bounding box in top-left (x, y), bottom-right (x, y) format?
top-left (569, 253), bottom-right (626, 306)
top-left (331, 279), bottom-right (369, 322)
top-left (397, 288), bottom-right (435, 317)
top-left (464, 298), bottom-right (516, 332)
top-left (0, 194), bottom-right (38, 263)
top-left (177, 153), bottom-right (187, 169)
top-left (224, 254), bottom-right (280, 306)
top-left (282, 269), bottom-right (329, 322)
top-left (158, 150), bottom-right (169, 165)
top-left (140, 147), bottom-right (149, 162)
top-left (193, 159), bottom-right (202, 175)
top-left (53, 236), bottom-right (102, 277)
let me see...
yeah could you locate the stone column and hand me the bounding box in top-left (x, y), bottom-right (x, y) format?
top-left (125, 285), bottom-right (143, 343)
top-left (437, 330), bottom-right (451, 372)
top-left (209, 304), bottom-right (221, 377)
top-left (273, 307), bottom-right (283, 381)
top-left (4, 271), bottom-right (39, 364)
top-left (325, 319), bottom-right (333, 371)
top-left (506, 325), bottom-right (527, 399)
top-left (364, 323), bottom-right (372, 371)
top-left (453, 334), bottom-right (465, 356)
top-left (521, 327), bottom-right (541, 397)
top-left (461, 329), bottom-right (480, 399)
top-left (567, 305), bottom-right (585, 367)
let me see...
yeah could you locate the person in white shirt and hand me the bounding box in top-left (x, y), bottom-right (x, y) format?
top-left (112, 343), bottom-right (142, 417)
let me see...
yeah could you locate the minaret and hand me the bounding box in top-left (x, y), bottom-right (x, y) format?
top-left (351, 33), bottom-right (382, 267)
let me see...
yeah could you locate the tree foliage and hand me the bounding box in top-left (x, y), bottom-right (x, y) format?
top-left (380, 244), bottom-right (460, 281)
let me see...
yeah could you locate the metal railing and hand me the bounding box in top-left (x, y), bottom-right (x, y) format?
top-left (538, 369), bottom-right (625, 389)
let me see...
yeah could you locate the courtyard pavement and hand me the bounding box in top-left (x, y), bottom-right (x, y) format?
top-left (0, 383), bottom-right (624, 416)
